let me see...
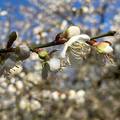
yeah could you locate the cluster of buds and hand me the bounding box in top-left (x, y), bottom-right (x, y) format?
top-left (35, 48), bottom-right (61, 79)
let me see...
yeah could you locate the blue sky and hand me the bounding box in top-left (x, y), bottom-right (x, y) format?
top-left (0, 0), bottom-right (120, 33)
top-left (0, 0), bottom-right (30, 8)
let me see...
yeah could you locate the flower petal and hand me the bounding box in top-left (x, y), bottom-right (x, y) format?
top-left (64, 26), bottom-right (80, 38)
top-left (60, 34), bottom-right (90, 58)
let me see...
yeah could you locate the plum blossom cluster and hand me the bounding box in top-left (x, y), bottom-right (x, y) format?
top-left (0, 26), bottom-right (116, 77)
top-left (39, 89), bottom-right (86, 104)
top-left (0, 32), bottom-right (30, 76)
top-left (34, 48), bottom-right (61, 79)
top-left (19, 89), bottom-right (86, 112)
top-left (59, 26), bottom-right (114, 65)
top-left (0, 46), bottom-right (30, 76)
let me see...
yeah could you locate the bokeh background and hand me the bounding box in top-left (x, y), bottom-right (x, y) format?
top-left (0, 0), bottom-right (120, 120)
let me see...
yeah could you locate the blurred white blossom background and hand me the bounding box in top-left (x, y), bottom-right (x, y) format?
top-left (0, 0), bottom-right (120, 120)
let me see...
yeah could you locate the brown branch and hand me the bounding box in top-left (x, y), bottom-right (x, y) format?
top-left (0, 48), bottom-right (16, 53)
top-left (90, 31), bottom-right (116, 40)
top-left (30, 31), bottom-right (117, 51)
top-left (0, 31), bottom-right (117, 54)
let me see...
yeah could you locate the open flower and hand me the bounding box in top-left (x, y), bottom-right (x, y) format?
top-left (60, 34), bottom-right (91, 59)
top-left (48, 57), bottom-right (61, 71)
top-left (60, 34), bottom-right (91, 66)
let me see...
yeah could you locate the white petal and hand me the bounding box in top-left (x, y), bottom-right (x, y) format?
top-left (48, 58), bottom-right (61, 71)
top-left (60, 34), bottom-right (90, 58)
top-left (18, 45), bottom-right (30, 60)
top-left (4, 58), bottom-right (16, 69)
top-left (104, 46), bottom-right (113, 53)
top-left (66, 26), bottom-right (80, 38)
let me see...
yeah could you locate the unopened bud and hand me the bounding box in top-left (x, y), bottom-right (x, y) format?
top-left (16, 45), bottom-right (30, 60)
top-left (38, 50), bottom-right (49, 60)
top-left (55, 33), bottom-right (68, 44)
top-left (48, 57), bottom-right (61, 71)
top-left (64, 26), bottom-right (80, 39)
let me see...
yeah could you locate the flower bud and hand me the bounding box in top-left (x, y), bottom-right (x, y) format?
top-left (94, 41), bottom-right (113, 54)
top-left (54, 33), bottom-right (68, 44)
top-left (64, 26), bottom-right (80, 39)
top-left (38, 50), bottom-right (49, 60)
top-left (48, 57), bottom-right (61, 71)
top-left (16, 45), bottom-right (30, 60)
top-left (6, 31), bottom-right (17, 49)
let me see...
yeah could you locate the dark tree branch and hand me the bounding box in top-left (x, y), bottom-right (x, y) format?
top-left (30, 31), bottom-right (117, 51)
top-left (0, 31), bottom-right (117, 54)
top-left (90, 31), bottom-right (116, 40)
top-left (0, 48), bottom-right (16, 53)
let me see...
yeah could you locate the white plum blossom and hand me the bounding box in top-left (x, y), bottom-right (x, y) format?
top-left (60, 34), bottom-right (90, 58)
top-left (16, 44), bottom-right (30, 61)
top-left (0, 58), bottom-right (16, 76)
top-left (0, 44), bottom-right (30, 76)
top-left (51, 91), bottom-right (60, 101)
top-left (15, 81), bottom-right (24, 90)
top-left (19, 98), bottom-right (29, 110)
top-left (68, 90), bottom-right (76, 100)
top-left (48, 57), bottom-right (61, 71)
top-left (76, 90), bottom-right (86, 104)
top-left (68, 89), bottom-right (86, 104)
top-left (64, 26), bottom-right (81, 38)
top-left (60, 93), bottom-right (67, 100)
top-left (8, 84), bottom-right (16, 93)
top-left (30, 99), bottom-right (41, 111)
